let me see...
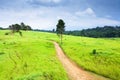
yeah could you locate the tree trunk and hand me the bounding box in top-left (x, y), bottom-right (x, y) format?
top-left (60, 34), bottom-right (62, 44)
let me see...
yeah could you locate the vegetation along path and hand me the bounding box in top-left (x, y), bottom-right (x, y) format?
top-left (53, 42), bottom-right (111, 80)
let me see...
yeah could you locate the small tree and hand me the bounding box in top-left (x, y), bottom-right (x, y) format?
top-left (20, 22), bottom-right (32, 31)
top-left (56, 19), bottom-right (65, 44)
top-left (26, 25), bottom-right (32, 30)
top-left (21, 22), bottom-right (26, 30)
top-left (9, 24), bottom-right (22, 36)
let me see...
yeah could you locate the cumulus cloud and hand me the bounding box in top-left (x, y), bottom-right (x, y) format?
top-left (75, 8), bottom-right (96, 17)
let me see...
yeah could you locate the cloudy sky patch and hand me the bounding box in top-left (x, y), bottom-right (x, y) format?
top-left (0, 0), bottom-right (120, 30)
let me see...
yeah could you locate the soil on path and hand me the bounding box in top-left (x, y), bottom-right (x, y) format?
top-left (53, 42), bottom-right (110, 80)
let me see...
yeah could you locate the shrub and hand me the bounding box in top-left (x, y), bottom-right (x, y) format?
top-left (92, 49), bottom-right (97, 54)
top-left (5, 32), bottom-right (9, 35)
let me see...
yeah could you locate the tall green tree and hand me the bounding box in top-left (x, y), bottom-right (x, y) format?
top-left (56, 19), bottom-right (65, 44)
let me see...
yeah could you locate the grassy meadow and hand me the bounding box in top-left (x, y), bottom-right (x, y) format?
top-left (0, 30), bottom-right (120, 80)
top-left (61, 35), bottom-right (120, 80)
top-left (0, 30), bottom-right (68, 80)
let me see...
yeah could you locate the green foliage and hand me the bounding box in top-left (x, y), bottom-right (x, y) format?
top-left (8, 22), bottom-right (32, 36)
top-left (20, 22), bottom-right (32, 31)
top-left (56, 19), bottom-right (65, 34)
top-left (0, 30), bottom-right (120, 80)
top-left (0, 52), bottom-right (5, 55)
top-left (64, 26), bottom-right (120, 38)
top-left (92, 49), bottom-right (97, 54)
top-left (56, 19), bottom-right (65, 44)
top-left (9, 24), bottom-right (21, 32)
top-left (61, 35), bottom-right (120, 80)
top-left (0, 30), bottom-right (68, 80)
top-left (9, 22), bottom-right (32, 31)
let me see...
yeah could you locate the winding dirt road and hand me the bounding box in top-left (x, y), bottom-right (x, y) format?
top-left (53, 42), bottom-right (110, 80)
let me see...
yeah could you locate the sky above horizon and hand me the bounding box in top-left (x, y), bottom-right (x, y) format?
top-left (0, 0), bottom-right (120, 30)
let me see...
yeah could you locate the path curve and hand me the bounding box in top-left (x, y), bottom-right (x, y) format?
top-left (53, 42), bottom-right (110, 80)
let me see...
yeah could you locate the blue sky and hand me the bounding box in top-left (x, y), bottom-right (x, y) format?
top-left (0, 0), bottom-right (120, 30)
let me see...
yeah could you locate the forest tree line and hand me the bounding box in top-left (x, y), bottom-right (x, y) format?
top-left (33, 26), bottom-right (120, 38)
top-left (1, 24), bottom-right (120, 38)
top-left (64, 26), bottom-right (120, 38)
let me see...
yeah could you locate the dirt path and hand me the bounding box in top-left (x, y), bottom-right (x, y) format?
top-left (53, 42), bottom-right (110, 80)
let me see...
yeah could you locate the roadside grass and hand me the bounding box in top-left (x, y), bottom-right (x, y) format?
top-left (61, 35), bottom-right (120, 80)
top-left (0, 30), bottom-right (68, 80)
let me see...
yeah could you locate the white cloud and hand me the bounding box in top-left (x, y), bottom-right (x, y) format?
top-left (29, 0), bottom-right (62, 3)
top-left (51, 0), bottom-right (61, 3)
top-left (0, 8), bottom-right (58, 29)
top-left (0, 7), bottom-right (120, 30)
top-left (75, 8), bottom-right (96, 17)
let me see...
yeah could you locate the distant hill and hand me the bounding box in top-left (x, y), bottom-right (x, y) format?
top-left (64, 26), bottom-right (120, 38)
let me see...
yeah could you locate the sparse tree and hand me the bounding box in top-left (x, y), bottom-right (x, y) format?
top-left (56, 19), bottom-right (65, 44)
top-left (20, 22), bottom-right (24, 30)
top-left (9, 24), bottom-right (22, 36)
top-left (14, 24), bottom-right (21, 32)
top-left (26, 25), bottom-right (32, 30)
top-left (7, 22), bottom-right (32, 36)
top-left (20, 22), bottom-right (32, 30)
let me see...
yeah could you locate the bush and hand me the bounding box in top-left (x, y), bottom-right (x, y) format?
top-left (92, 49), bottom-right (97, 54)
top-left (5, 32), bottom-right (9, 35)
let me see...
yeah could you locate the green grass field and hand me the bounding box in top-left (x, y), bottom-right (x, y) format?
top-left (61, 35), bottom-right (120, 80)
top-left (0, 30), bottom-right (68, 80)
top-left (0, 30), bottom-right (120, 80)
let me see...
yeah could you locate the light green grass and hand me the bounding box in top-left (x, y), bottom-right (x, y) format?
top-left (61, 35), bottom-right (120, 80)
top-left (0, 30), bottom-right (68, 80)
top-left (23, 31), bottom-right (120, 80)
top-left (0, 30), bottom-right (120, 80)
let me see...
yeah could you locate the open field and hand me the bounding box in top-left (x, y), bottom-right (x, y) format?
top-left (0, 30), bottom-right (68, 80)
top-left (0, 30), bottom-right (120, 80)
top-left (61, 35), bottom-right (120, 80)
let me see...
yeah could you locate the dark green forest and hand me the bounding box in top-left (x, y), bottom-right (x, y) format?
top-left (64, 26), bottom-right (120, 38)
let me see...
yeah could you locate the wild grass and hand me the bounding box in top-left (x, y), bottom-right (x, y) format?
top-left (61, 35), bottom-right (120, 80)
top-left (0, 30), bottom-right (68, 80)
top-left (0, 30), bottom-right (120, 80)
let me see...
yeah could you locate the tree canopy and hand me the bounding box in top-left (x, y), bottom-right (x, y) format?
top-left (7, 22), bottom-right (32, 36)
top-left (9, 22), bottom-right (32, 31)
top-left (56, 19), bottom-right (65, 44)
top-left (56, 19), bottom-right (65, 35)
